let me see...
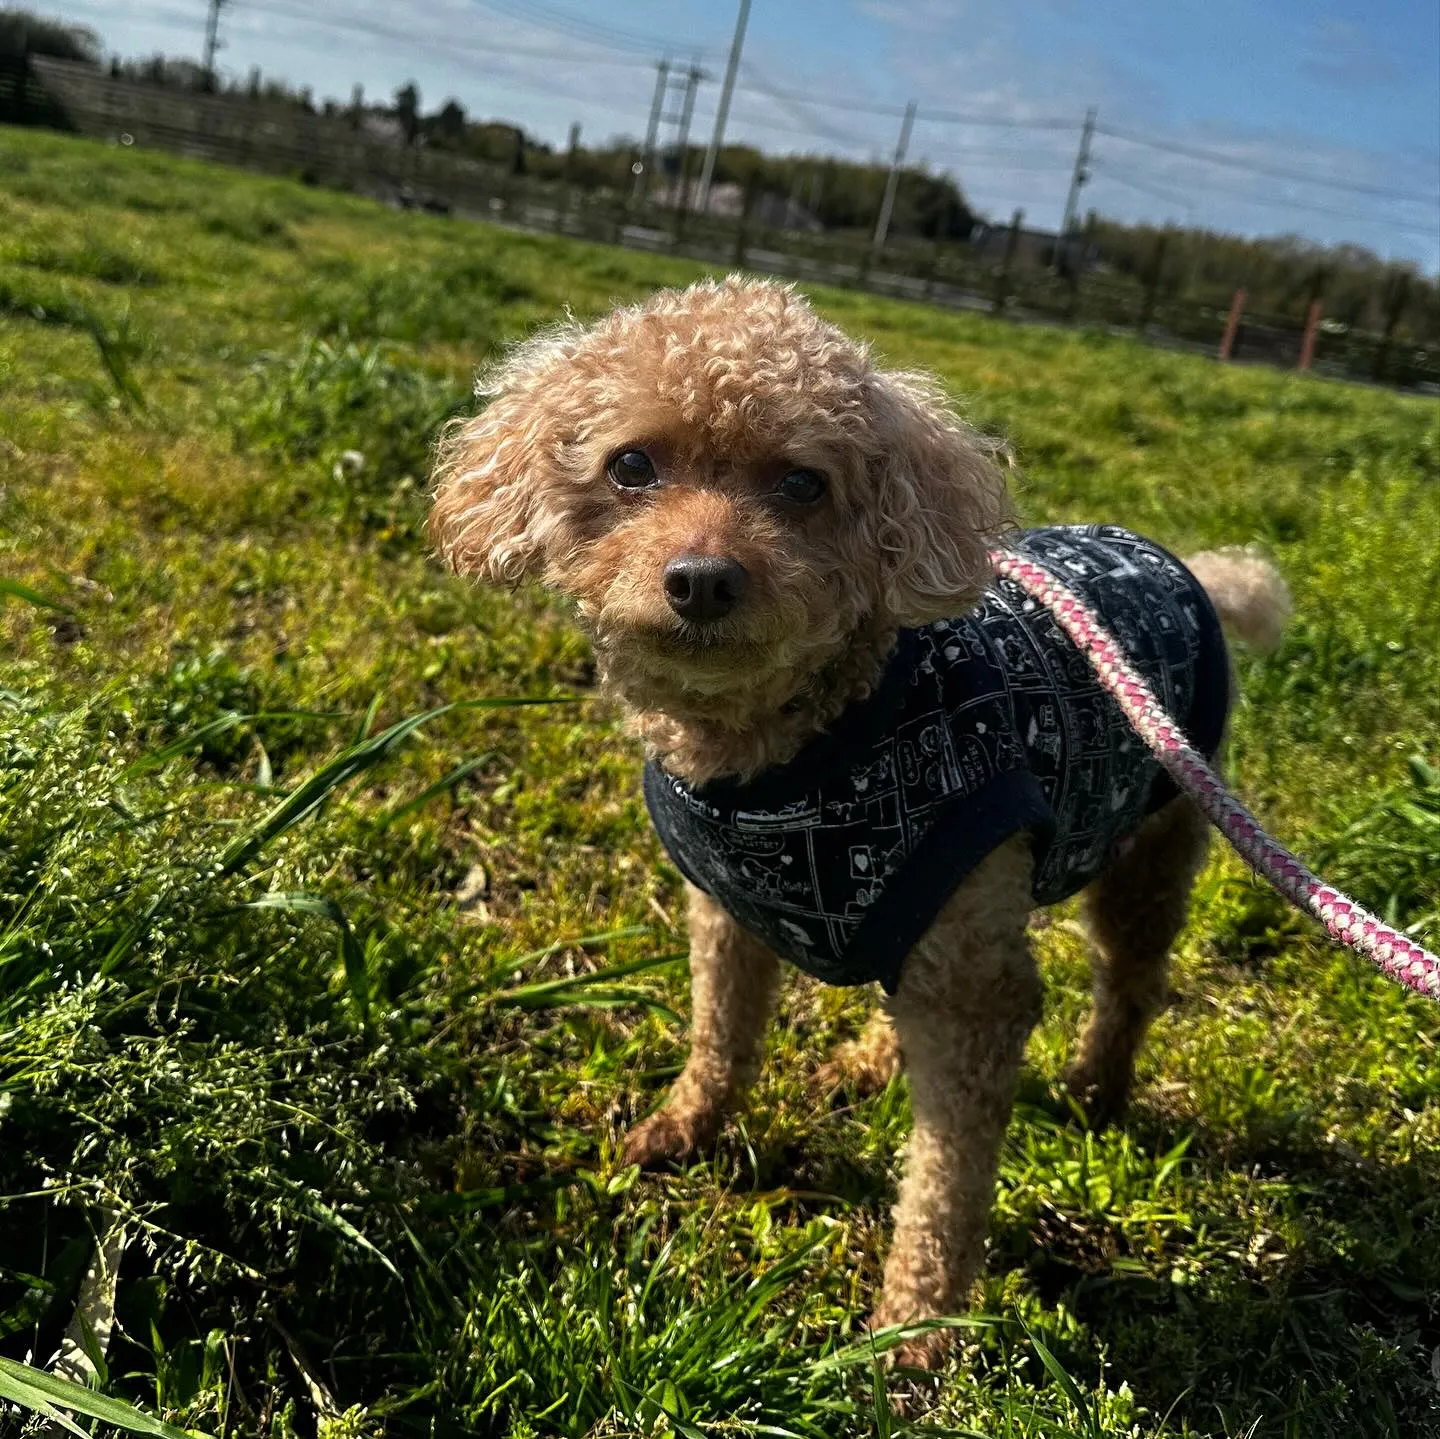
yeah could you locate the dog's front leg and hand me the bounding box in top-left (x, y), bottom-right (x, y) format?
top-left (623, 883), bottom-right (781, 1167)
top-left (869, 837), bottom-right (1041, 1368)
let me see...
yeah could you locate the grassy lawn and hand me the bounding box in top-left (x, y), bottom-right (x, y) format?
top-left (1, 125), bottom-right (1438, 1438)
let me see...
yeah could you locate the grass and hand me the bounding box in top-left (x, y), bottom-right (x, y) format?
top-left (0, 123), bottom-right (1437, 1438)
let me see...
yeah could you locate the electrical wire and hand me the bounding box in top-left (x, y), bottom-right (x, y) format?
top-left (927, 153), bottom-right (1076, 174)
top-left (235, 0), bottom-right (661, 68)
top-left (1097, 124), bottom-right (1439, 208)
top-left (918, 109), bottom-right (1077, 131)
top-left (1087, 165), bottom-right (1196, 213)
top-left (739, 65), bottom-right (878, 150)
top-left (728, 70), bottom-right (1076, 131)
top-left (470, 0), bottom-right (716, 59)
top-left (1092, 161), bottom-right (1440, 237)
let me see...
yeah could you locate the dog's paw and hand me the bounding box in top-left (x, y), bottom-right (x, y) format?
top-left (1060, 1060), bottom-right (1131, 1130)
top-left (865, 1305), bottom-right (952, 1372)
top-left (621, 1107), bottom-right (712, 1168)
top-left (811, 1018), bottom-right (903, 1100)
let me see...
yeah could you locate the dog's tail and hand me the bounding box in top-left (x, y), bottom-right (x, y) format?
top-left (1184, 547), bottom-right (1291, 653)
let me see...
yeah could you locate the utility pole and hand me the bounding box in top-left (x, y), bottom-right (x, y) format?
top-left (633, 59), bottom-right (669, 202)
top-left (202, 0), bottom-right (228, 89)
top-left (695, 0), bottom-right (750, 215)
top-left (871, 99), bottom-right (916, 256)
top-left (1060, 106), bottom-right (1095, 238)
top-left (670, 61), bottom-right (702, 230)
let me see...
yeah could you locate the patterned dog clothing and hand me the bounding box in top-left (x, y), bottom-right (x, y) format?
top-left (644, 525), bottom-right (1230, 992)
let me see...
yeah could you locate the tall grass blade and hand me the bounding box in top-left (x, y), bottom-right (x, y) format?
top-left (379, 751), bottom-right (494, 827)
top-left (244, 891), bottom-right (369, 1026)
top-left (0, 577), bottom-right (72, 612)
top-left (215, 697), bottom-right (567, 877)
top-left (0, 1357), bottom-right (207, 1438)
top-left (1022, 1321), bottom-right (1099, 1438)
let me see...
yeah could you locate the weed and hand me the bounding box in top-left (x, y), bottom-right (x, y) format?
top-left (15, 237), bottom-right (164, 288)
top-left (199, 203), bottom-right (293, 245)
top-left (228, 335), bottom-right (467, 534)
top-left (292, 253), bottom-right (528, 347)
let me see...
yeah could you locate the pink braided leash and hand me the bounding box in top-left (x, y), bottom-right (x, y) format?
top-left (991, 549), bottom-right (1440, 1003)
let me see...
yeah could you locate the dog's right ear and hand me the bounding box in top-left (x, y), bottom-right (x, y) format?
top-left (429, 324), bottom-right (593, 583)
top-left (428, 394), bottom-right (547, 585)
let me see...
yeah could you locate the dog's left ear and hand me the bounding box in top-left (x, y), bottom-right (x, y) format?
top-left (862, 370), bottom-right (1015, 626)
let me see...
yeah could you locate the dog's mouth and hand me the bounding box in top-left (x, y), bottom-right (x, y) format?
top-left (656, 624), bottom-right (752, 655)
top-left (584, 610), bottom-right (784, 693)
top-left (612, 621), bottom-right (766, 664)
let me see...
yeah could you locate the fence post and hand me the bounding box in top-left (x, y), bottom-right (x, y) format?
top-left (1063, 212), bottom-right (1094, 323)
top-left (856, 223), bottom-right (875, 285)
top-left (13, 41), bottom-right (29, 125)
top-left (1296, 268), bottom-right (1328, 371)
top-left (732, 175), bottom-right (760, 268)
top-left (1218, 288), bottom-right (1246, 361)
top-left (1372, 271), bottom-right (1411, 384)
top-left (922, 240), bottom-right (942, 301)
top-left (1298, 299), bottom-right (1322, 372)
top-left (1138, 230), bottom-right (1169, 334)
top-left (556, 120), bottom-right (580, 234)
top-left (992, 208), bottom-right (1023, 314)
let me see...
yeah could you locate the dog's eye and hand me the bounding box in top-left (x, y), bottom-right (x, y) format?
top-left (608, 449), bottom-right (657, 489)
top-left (777, 468), bottom-right (826, 504)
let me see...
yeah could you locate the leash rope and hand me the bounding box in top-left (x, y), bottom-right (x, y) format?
top-left (990, 549), bottom-right (1440, 1003)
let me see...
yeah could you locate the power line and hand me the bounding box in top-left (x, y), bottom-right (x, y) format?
top-left (917, 109), bottom-right (1077, 131)
top-left (740, 67), bottom-right (876, 149)
top-left (934, 155), bottom-right (1076, 173)
top-left (470, 0), bottom-right (716, 59)
top-left (1092, 161), bottom-right (1440, 237)
top-left (236, 0), bottom-right (660, 69)
top-left (729, 71), bottom-right (1076, 130)
top-left (1097, 124), bottom-right (1439, 207)
top-left (1088, 165), bottom-right (1195, 213)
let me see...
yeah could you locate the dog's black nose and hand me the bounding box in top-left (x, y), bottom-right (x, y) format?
top-left (663, 554), bottom-right (749, 622)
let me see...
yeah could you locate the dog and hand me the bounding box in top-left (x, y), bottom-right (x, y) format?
top-left (428, 277), bottom-right (1289, 1367)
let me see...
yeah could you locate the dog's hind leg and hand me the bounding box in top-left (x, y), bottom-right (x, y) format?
top-left (623, 883), bottom-right (781, 1167)
top-left (1067, 796), bottom-right (1211, 1125)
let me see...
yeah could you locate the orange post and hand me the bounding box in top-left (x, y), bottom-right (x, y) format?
top-left (1218, 288), bottom-right (1246, 361)
top-left (1298, 298), bottom-right (1322, 371)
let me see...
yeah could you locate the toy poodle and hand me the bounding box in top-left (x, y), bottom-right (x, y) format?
top-left (429, 276), bottom-right (1288, 1367)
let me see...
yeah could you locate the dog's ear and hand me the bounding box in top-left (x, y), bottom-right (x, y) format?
top-left (429, 326), bottom-right (590, 584)
top-left (862, 370), bottom-right (1015, 626)
top-left (428, 394), bottom-right (547, 585)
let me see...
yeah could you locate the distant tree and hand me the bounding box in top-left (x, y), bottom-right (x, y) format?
top-left (0, 8), bottom-right (100, 62)
top-left (393, 81), bottom-right (420, 147)
top-left (431, 98), bottom-right (466, 147)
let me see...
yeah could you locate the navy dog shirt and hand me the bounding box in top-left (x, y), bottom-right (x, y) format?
top-left (643, 525), bottom-right (1230, 993)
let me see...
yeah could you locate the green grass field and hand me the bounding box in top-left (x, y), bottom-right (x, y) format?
top-left (1, 126), bottom-right (1438, 1438)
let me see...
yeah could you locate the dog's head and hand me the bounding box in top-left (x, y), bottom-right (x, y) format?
top-left (430, 277), bottom-right (1013, 715)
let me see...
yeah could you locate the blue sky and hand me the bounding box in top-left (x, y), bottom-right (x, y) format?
top-left (50, 0), bottom-right (1440, 268)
